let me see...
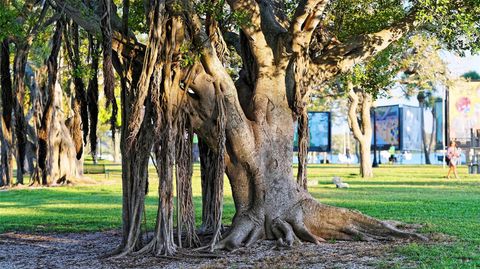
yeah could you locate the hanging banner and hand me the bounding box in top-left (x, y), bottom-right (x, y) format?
top-left (435, 99), bottom-right (444, 149)
top-left (293, 112), bottom-right (331, 152)
top-left (449, 80), bottom-right (480, 142)
top-left (401, 106), bottom-right (422, 151)
top-left (373, 105), bottom-right (400, 150)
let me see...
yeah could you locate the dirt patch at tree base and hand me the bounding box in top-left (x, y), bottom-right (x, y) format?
top-left (0, 230), bottom-right (414, 268)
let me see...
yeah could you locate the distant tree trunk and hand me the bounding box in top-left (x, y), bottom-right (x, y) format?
top-left (418, 98), bottom-right (431, 164)
top-left (347, 84), bottom-right (373, 178)
top-left (0, 38), bottom-right (14, 186)
top-left (64, 21), bottom-right (89, 160)
top-left (0, 137), bottom-right (3, 186)
top-left (13, 46), bottom-right (29, 184)
top-left (428, 106), bottom-right (436, 153)
top-left (87, 35), bottom-right (99, 162)
top-left (34, 20), bottom-right (80, 185)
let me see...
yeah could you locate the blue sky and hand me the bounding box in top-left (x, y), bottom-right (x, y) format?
top-left (376, 52), bottom-right (480, 108)
top-left (332, 52), bottom-right (480, 134)
top-left (440, 51), bottom-right (480, 77)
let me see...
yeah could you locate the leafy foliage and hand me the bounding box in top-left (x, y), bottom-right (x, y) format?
top-left (397, 34), bottom-right (448, 98)
top-left (0, 4), bottom-right (22, 40)
top-left (415, 0), bottom-right (480, 54)
top-left (349, 43), bottom-right (403, 99)
top-left (462, 71), bottom-right (480, 81)
top-left (194, 0), bottom-right (251, 29)
top-left (325, 0), bottom-right (406, 41)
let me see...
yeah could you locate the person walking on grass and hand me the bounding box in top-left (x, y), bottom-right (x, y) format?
top-left (446, 141), bottom-right (461, 179)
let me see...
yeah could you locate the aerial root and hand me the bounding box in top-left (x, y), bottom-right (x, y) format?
top-left (105, 244), bottom-right (136, 259)
top-left (132, 239), bottom-right (156, 256)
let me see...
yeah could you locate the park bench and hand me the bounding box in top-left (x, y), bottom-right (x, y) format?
top-left (83, 163), bottom-right (109, 179)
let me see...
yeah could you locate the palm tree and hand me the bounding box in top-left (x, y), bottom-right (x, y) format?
top-left (417, 89), bottom-right (437, 164)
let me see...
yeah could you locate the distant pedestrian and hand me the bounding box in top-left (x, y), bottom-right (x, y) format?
top-left (446, 141), bottom-right (461, 179)
top-left (388, 145), bottom-right (397, 164)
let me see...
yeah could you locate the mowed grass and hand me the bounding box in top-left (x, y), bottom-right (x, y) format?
top-left (1, 164), bottom-right (479, 268)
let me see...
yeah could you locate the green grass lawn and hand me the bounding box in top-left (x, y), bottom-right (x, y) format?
top-left (1, 164), bottom-right (479, 268)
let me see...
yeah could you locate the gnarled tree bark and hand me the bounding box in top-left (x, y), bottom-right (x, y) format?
top-left (347, 83), bottom-right (374, 178)
top-left (51, 0), bottom-right (426, 255)
top-left (34, 20), bottom-right (80, 185)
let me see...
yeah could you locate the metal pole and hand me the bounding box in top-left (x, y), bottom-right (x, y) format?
top-left (372, 108), bottom-right (378, 167)
top-left (442, 86), bottom-right (446, 169)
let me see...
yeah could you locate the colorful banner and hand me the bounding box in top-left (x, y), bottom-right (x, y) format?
top-left (402, 106), bottom-right (422, 150)
top-left (293, 112), bottom-right (331, 152)
top-left (449, 80), bottom-right (480, 141)
top-left (373, 106), bottom-right (400, 150)
top-left (435, 100), bottom-right (444, 149)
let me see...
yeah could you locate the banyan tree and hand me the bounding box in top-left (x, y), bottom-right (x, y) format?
top-left (2, 0), bottom-right (480, 256)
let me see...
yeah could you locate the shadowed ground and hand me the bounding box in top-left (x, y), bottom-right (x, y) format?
top-left (0, 230), bottom-right (419, 269)
top-left (0, 164), bottom-right (479, 267)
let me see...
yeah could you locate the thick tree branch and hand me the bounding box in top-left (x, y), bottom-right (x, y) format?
top-left (49, 0), bottom-right (102, 34)
top-left (50, 0), bottom-right (143, 58)
top-left (347, 84), bottom-right (363, 140)
top-left (310, 9), bottom-right (418, 84)
top-left (290, 0), bottom-right (330, 53)
top-left (184, 1), bottom-right (255, 144)
top-left (226, 0), bottom-right (278, 67)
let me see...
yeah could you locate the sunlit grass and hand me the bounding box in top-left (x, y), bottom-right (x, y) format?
top-left (1, 164), bottom-right (479, 267)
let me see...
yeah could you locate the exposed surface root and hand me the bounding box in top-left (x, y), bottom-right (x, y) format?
top-left (133, 238), bottom-right (177, 257)
top-left (301, 199), bottom-right (428, 242)
top-left (214, 213), bottom-right (264, 251)
top-left (214, 197), bottom-right (426, 251)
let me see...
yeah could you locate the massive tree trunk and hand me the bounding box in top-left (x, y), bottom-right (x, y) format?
top-left (51, 0), bottom-right (425, 255)
top-left (428, 106), bottom-right (436, 154)
top-left (347, 85), bottom-right (374, 178)
top-left (186, 0), bottom-right (420, 248)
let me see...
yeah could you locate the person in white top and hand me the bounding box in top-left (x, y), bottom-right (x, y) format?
top-left (446, 141), bottom-right (461, 179)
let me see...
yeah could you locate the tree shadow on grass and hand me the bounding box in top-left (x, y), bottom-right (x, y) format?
top-left (0, 189), bottom-right (235, 234)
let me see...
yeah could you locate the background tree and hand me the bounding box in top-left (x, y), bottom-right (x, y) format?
top-left (399, 34), bottom-right (449, 164)
top-left (0, 1), bottom-right (19, 186)
top-left (462, 71), bottom-right (480, 81)
top-left (344, 46), bottom-right (401, 177)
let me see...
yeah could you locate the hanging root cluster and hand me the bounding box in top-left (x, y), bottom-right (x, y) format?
top-left (198, 88), bottom-right (226, 250)
top-left (292, 53), bottom-right (311, 191)
top-left (100, 0), bottom-right (118, 145)
top-left (114, 0), bottom-right (226, 258)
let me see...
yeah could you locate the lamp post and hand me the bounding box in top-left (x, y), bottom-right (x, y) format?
top-left (372, 107), bottom-right (379, 167)
top-left (417, 92), bottom-right (425, 165)
top-left (442, 86), bottom-right (446, 168)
